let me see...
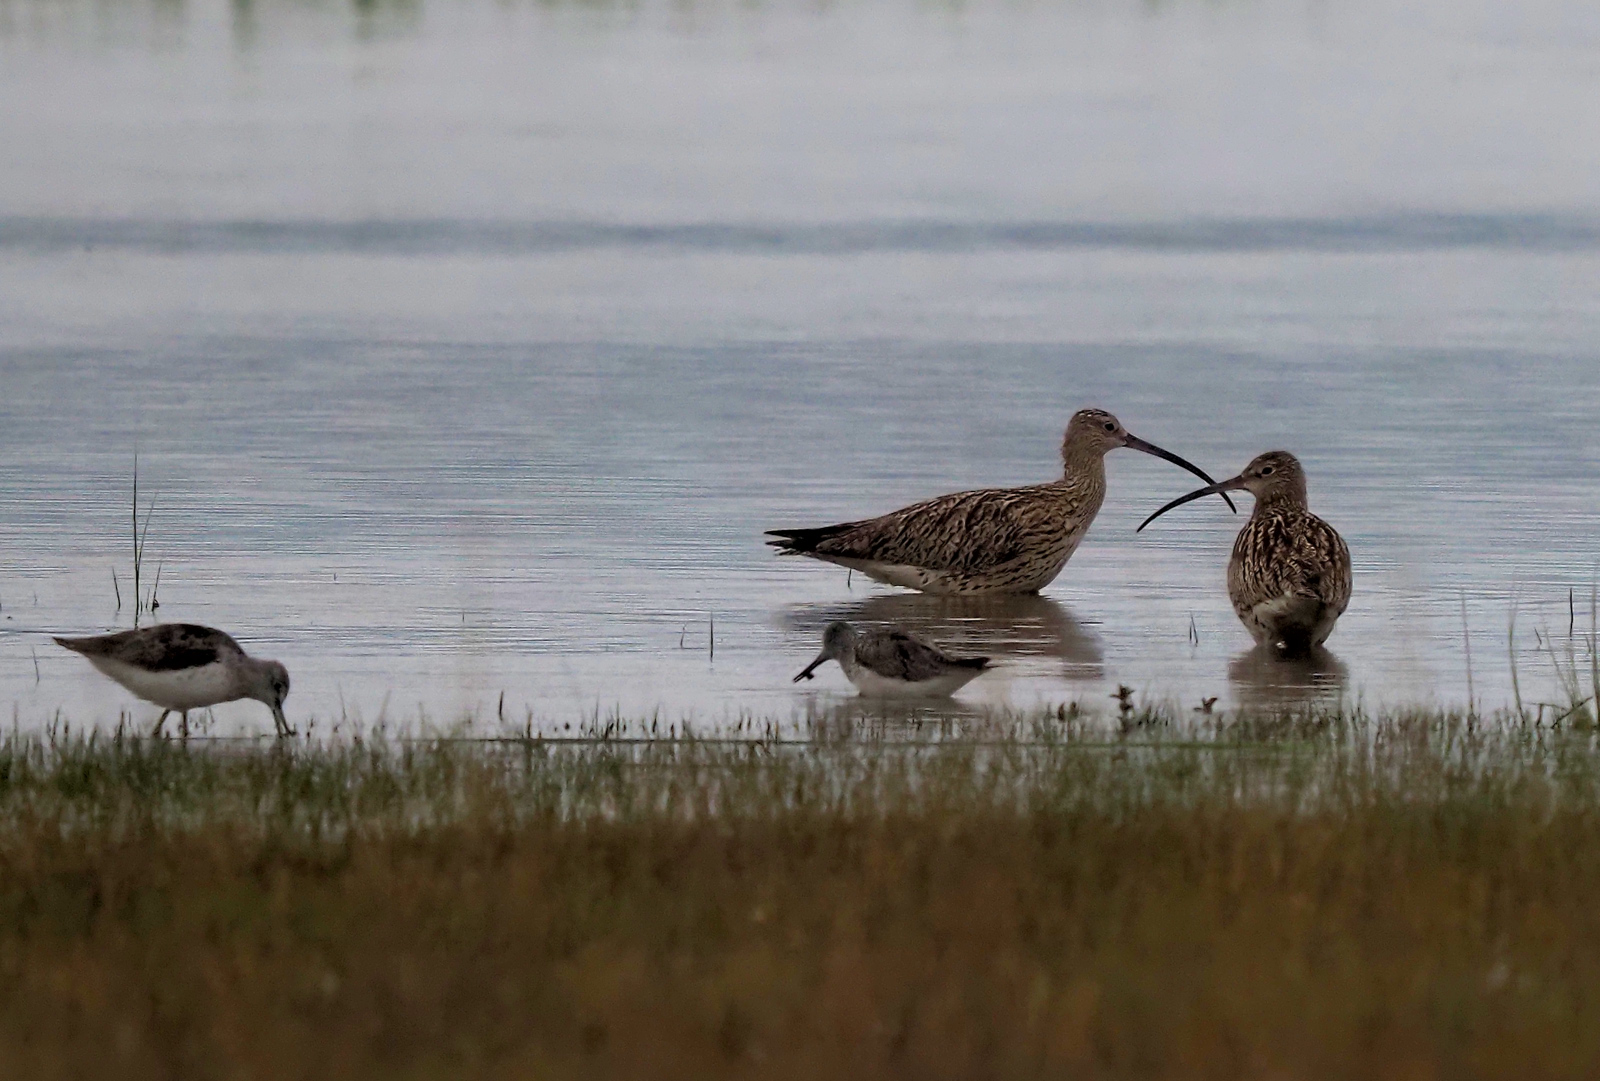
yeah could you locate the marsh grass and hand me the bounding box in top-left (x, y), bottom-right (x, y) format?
top-left (2, 710), bottom-right (1600, 1078)
top-left (112, 453), bottom-right (162, 625)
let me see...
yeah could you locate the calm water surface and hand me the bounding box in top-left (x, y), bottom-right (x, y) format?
top-left (1, 0), bottom-right (1598, 732)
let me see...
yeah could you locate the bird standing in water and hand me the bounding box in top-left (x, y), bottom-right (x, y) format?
top-left (767, 408), bottom-right (1233, 595)
top-left (1138, 450), bottom-right (1351, 657)
top-left (793, 621), bottom-right (991, 697)
top-left (54, 623), bottom-right (293, 737)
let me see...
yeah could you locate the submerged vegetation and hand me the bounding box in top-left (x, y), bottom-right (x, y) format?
top-left (1, 709), bottom-right (1599, 1077)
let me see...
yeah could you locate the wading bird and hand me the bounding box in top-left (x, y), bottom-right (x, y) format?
top-left (1138, 450), bottom-right (1351, 657)
top-left (793, 621), bottom-right (991, 697)
top-left (53, 623), bottom-right (293, 738)
top-left (767, 408), bottom-right (1233, 595)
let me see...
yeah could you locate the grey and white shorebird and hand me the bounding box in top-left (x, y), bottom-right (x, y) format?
top-left (767, 408), bottom-right (1234, 595)
top-left (1138, 450), bottom-right (1352, 657)
top-left (792, 620), bottom-right (992, 697)
top-left (53, 623), bottom-right (293, 738)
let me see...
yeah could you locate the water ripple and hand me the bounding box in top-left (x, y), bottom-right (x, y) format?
top-left (5, 214), bottom-right (1600, 256)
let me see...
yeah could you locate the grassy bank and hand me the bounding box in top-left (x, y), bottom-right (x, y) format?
top-left (1, 711), bottom-right (1599, 1078)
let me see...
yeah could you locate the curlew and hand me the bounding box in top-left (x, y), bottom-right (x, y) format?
top-left (767, 408), bottom-right (1234, 595)
top-left (1138, 450), bottom-right (1351, 657)
top-left (792, 621), bottom-right (991, 697)
top-left (54, 623), bottom-right (293, 737)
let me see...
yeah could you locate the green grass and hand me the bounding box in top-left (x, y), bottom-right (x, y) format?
top-left (1, 709), bottom-right (1600, 1078)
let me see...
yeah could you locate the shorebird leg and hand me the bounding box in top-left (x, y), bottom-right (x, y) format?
top-left (179, 711), bottom-right (190, 741)
top-left (1121, 433), bottom-right (1237, 513)
top-left (1135, 472), bottom-right (1249, 533)
top-left (272, 704), bottom-right (295, 738)
top-left (152, 710), bottom-right (171, 738)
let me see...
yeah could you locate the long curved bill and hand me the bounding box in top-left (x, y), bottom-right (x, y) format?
top-left (1122, 433), bottom-right (1237, 514)
top-left (793, 653), bottom-right (829, 683)
top-left (1136, 474), bottom-right (1247, 533)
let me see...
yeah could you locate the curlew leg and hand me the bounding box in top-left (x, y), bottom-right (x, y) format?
top-left (152, 710), bottom-right (171, 738)
top-left (179, 711), bottom-right (189, 740)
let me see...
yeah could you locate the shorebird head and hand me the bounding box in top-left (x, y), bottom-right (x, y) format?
top-left (1234, 451), bottom-right (1308, 504)
top-left (1136, 450), bottom-right (1308, 532)
top-left (793, 621), bottom-right (855, 682)
top-left (243, 659), bottom-right (292, 731)
top-left (1063, 408), bottom-right (1130, 457)
top-left (1064, 408), bottom-right (1236, 512)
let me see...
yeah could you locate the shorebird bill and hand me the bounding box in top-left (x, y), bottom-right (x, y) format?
top-left (1136, 473), bottom-right (1247, 533)
top-left (793, 652), bottom-right (829, 682)
top-left (1121, 433), bottom-right (1237, 513)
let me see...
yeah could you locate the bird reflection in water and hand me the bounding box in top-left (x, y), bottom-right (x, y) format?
top-left (1228, 645), bottom-right (1348, 713)
top-left (800, 694), bottom-right (990, 743)
top-left (783, 592), bottom-right (1104, 683)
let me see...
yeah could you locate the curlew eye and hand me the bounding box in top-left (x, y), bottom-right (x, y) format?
top-left (1259, 465), bottom-right (1275, 476)
top-left (1102, 421), bottom-right (1117, 433)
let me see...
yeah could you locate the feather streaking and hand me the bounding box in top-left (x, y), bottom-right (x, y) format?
top-left (1139, 450), bottom-right (1351, 657)
top-left (767, 408), bottom-right (1231, 595)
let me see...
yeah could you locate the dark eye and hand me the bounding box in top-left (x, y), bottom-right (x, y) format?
top-left (1102, 422), bottom-right (1116, 432)
top-left (1259, 466), bottom-right (1275, 476)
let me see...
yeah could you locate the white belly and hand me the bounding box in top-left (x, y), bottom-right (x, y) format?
top-left (847, 667), bottom-right (985, 699)
top-left (830, 558), bottom-right (939, 592)
top-left (89, 657), bottom-right (239, 711)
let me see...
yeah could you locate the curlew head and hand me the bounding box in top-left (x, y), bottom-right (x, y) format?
top-left (1063, 408), bottom-right (1132, 458)
top-left (793, 621), bottom-right (855, 682)
top-left (1063, 408), bottom-right (1236, 512)
top-left (241, 658), bottom-right (292, 734)
top-left (1137, 450), bottom-right (1309, 532)
top-left (1234, 451), bottom-right (1308, 504)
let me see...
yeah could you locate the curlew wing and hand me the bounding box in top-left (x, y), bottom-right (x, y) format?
top-left (852, 628), bottom-right (990, 683)
top-left (1229, 511), bottom-right (1352, 620)
top-left (53, 623), bottom-right (245, 672)
top-left (767, 483), bottom-right (1091, 575)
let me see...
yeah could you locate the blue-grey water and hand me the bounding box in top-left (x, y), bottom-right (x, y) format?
top-left (1, 0), bottom-right (1598, 733)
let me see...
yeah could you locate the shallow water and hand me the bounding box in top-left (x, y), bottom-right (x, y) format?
top-left (1, 0), bottom-right (1598, 732)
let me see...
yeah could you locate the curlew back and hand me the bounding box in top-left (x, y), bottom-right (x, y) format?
top-left (767, 482), bottom-right (1098, 575)
top-left (53, 623), bottom-right (245, 672)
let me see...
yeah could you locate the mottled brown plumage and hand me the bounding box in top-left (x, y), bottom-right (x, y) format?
top-left (1138, 451), bottom-right (1351, 657)
top-left (793, 621), bottom-right (991, 697)
top-left (767, 409), bottom-right (1233, 595)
